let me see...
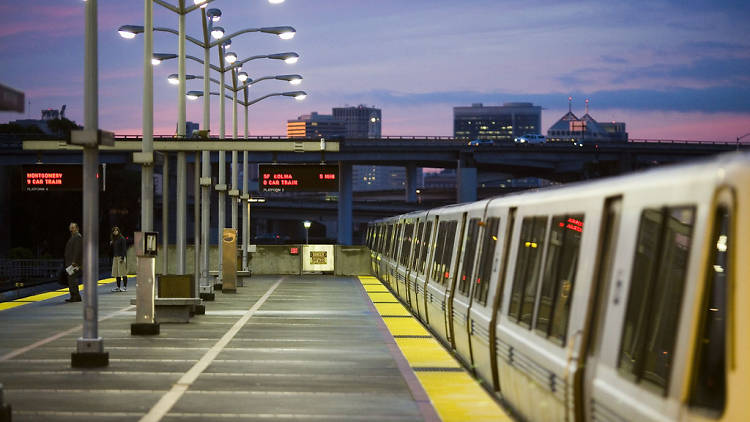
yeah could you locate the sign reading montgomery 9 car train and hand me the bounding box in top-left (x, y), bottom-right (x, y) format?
top-left (259, 164), bottom-right (339, 193)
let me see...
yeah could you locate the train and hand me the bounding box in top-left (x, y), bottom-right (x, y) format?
top-left (365, 152), bottom-right (749, 421)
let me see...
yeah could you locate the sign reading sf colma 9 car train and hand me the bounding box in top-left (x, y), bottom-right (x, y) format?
top-left (259, 164), bottom-right (339, 193)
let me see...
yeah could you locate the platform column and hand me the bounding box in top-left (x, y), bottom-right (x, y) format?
top-left (405, 163), bottom-right (417, 203)
top-left (457, 153), bottom-right (477, 203)
top-left (337, 162), bottom-right (353, 245)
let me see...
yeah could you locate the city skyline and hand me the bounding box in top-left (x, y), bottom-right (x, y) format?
top-left (1, 0), bottom-right (748, 141)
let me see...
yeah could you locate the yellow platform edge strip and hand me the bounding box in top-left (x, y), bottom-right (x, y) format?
top-left (1, 277), bottom-right (117, 312)
top-left (357, 276), bottom-right (511, 422)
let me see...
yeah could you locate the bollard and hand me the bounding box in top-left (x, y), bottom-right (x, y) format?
top-left (0, 383), bottom-right (11, 422)
top-left (131, 232), bottom-right (160, 335)
top-left (222, 228), bottom-right (238, 293)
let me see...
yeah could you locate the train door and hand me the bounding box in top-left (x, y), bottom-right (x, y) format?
top-left (587, 197), bottom-right (706, 421)
top-left (406, 219), bottom-right (425, 308)
top-left (452, 214), bottom-right (482, 367)
top-left (445, 214), bottom-right (467, 348)
top-left (581, 197), bottom-right (622, 421)
top-left (416, 217), bottom-right (436, 324)
top-left (467, 213), bottom-right (505, 390)
top-left (396, 221), bottom-right (414, 302)
top-left (425, 218), bottom-right (459, 343)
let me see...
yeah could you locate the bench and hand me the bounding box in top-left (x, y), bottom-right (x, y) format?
top-left (130, 297), bottom-right (202, 323)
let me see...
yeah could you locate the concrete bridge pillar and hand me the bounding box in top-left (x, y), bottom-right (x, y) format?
top-left (405, 163), bottom-right (417, 203)
top-left (337, 162), bottom-right (353, 245)
top-left (457, 154), bottom-right (477, 203)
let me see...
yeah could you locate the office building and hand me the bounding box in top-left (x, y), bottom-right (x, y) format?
top-left (177, 121), bottom-right (199, 137)
top-left (546, 99), bottom-right (628, 143)
top-left (286, 112), bottom-right (346, 139)
top-left (332, 105), bottom-right (381, 139)
top-left (454, 102), bottom-right (542, 141)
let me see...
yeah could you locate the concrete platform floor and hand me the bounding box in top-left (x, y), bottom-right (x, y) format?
top-left (0, 275), bottom-right (437, 421)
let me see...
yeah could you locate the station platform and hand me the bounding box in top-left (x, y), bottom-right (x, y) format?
top-left (0, 275), bottom-right (512, 421)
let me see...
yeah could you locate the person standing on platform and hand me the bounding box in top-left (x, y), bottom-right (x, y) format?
top-left (110, 226), bottom-right (128, 292)
top-left (64, 222), bottom-right (83, 302)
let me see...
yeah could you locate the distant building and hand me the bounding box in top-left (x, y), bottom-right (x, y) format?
top-left (177, 121), bottom-right (199, 137)
top-left (286, 112), bottom-right (346, 139)
top-left (332, 105), bottom-right (381, 139)
top-left (454, 102), bottom-right (542, 141)
top-left (546, 98), bottom-right (628, 143)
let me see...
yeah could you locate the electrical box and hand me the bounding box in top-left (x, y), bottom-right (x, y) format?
top-left (135, 231), bottom-right (158, 257)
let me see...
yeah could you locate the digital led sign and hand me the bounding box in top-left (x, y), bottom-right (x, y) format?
top-left (259, 164), bottom-right (339, 193)
top-left (22, 165), bottom-right (83, 192)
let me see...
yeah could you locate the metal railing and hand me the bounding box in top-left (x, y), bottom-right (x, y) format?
top-left (0, 258), bottom-right (112, 291)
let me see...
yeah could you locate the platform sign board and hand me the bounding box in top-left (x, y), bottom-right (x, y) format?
top-left (302, 244), bottom-right (335, 273)
top-left (259, 164), bottom-right (339, 193)
top-left (0, 83), bottom-right (24, 113)
top-left (22, 164), bottom-right (82, 192)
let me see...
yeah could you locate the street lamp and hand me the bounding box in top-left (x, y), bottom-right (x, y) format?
top-left (303, 221), bottom-right (311, 244)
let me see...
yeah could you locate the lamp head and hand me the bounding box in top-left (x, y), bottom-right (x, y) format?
top-left (268, 0), bottom-right (285, 4)
top-left (283, 91), bottom-right (307, 101)
top-left (194, 0), bottom-right (207, 8)
top-left (152, 53), bottom-right (177, 66)
top-left (167, 74), bottom-right (180, 85)
top-left (237, 72), bottom-right (249, 82)
top-left (260, 26), bottom-right (296, 40)
top-left (211, 26), bottom-right (225, 40)
top-left (186, 91), bottom-right (203, 100)
top-left (276, 74), bottom-right (303, 85)
top-left (225, 52), bottom-right (238, 64)
top-left (118, 25), bottom-right (143, 39)
top-left (303, 221), bottom-right (311, 229)
top-left (206, 8), bottom-right (221, 22)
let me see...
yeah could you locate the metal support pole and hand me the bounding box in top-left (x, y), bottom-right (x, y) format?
top-left (131, 0), bottom-right (159, 336)
top-left (193, 152), bottom-right (201, 295)
top-left (175, 6), bottom-right (187, 275)
top-left (141, 0), bottom-right (154, 233)
top-left (177, 152), bottom-right (186, 274)
top-left (72, 0), bottom-right (107, 367)
top-left (241, 93), bottom-right (249, 271)
top-left (231, 89), bottom-right (238, 230)
top-left (199, 10), bottom-right (213, 300)
top-left (337, 162), bottom-right (353, 245)
top-left (162, 154), bottom-right (169, 274)
top-left (216, 64), bottom-right (226, 286)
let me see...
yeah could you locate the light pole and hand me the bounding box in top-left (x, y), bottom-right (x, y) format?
top-left (303, 221), bottom-right (311, 244)
top-left (118, 15), bottom-right (296, 295)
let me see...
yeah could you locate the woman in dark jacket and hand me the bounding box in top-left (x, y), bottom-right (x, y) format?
top-left (110, 226), bottom-right (128, 292)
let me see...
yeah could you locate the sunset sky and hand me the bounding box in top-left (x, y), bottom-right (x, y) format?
top-left (1, 0), bottom-right (748, 141)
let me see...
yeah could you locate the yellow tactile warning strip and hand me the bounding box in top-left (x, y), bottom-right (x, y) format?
top-left (0, 277), bottom-right (119, 312)
top-left (357, 276), bottom-right (512, 422)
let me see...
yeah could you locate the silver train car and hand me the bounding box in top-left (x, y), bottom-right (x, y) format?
top-left (366, 153), bottom-right (749, 421)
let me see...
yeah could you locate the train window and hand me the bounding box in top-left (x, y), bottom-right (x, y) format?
top-left (420, 221), bottom-right (433, 275)
top-left (458, 218), bottom-right (481, 297)
top-left (386, 225), bottom-right (394, 257)
top-left (689, 206), bottom-right (730, 414)
top-left (508, 216), bottom-right (548, 326)
top-left (473, 217), bottom-right (500, 306)
top-left (411, 222), bottom-right (424, 271)
top-left (400, 223), bottom-right (414, 267)
top-left (535, 214), bottom-right (585, 344)
top-left (618, 206), bottom-right (695, 395)
top-left (444, 221), bottom-right (458, 285)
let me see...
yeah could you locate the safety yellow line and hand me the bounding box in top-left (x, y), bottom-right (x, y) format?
top-left (0, 277), bottom-right (118, 312)
top-left (357, 275), bottom-right (512, 422)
